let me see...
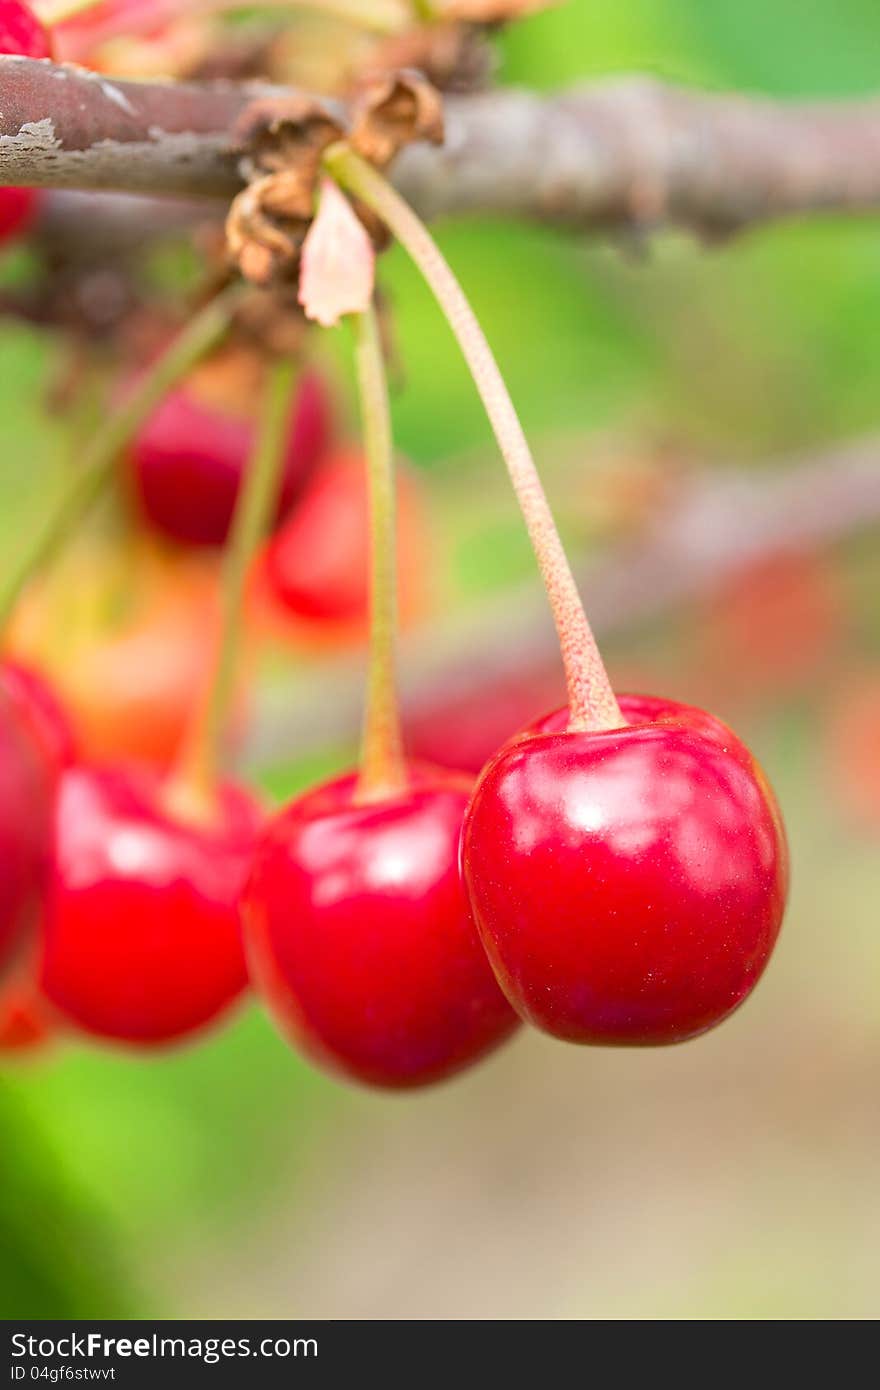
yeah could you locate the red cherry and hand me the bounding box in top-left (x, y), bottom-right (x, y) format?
top-left (243, 765), bottom-right (519, 1089)
top-left (130, 369), bottom-right (331, 548)
top-left (0, 661), bottom-right (77, 770)
top-left (0, 3), bottom-right (52, 246)
top-left (40, 766), bottom-right (261, 1046)
top-left (826, 670), bottom-right (880, 828)
top-left (0, 0), bottom-right (50, 56)
top-left (0, 184), bottom-right (39, 243)
top-left (263, 448), bottom-right (427, 628)
top-left (462, 694), bottom-right (788, 1046)
top-left (698, 550), bottom-right (843, 707)
top-left (0, 688), bottom-right (53, 977)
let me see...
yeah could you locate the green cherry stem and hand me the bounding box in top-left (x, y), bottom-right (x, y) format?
top-left (352, 303), bottom-right (407, 803)
top-left (325, 146), bottom-right (623, 735)
top-left (169, 356), bottom-right (300, 819)
top-left (0, 285), bottom-right (243, 636)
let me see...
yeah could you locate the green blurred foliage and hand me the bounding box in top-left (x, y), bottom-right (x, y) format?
top-left (0, 0), bottom-right (879, 1320)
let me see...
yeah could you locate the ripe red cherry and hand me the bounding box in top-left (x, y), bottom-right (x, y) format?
top-left (243, 765), bottom-right (519, 1089)
top-left (462, 694), bottom-right (788, 1046)
top-left (0, 3), bottom-right (52, 246)
top-left (130, 368), bottom-right (330, 548)
top-left (40, 765), bottom-right (261, 1046)
top-left (0, 687), bottom-right (53, 976)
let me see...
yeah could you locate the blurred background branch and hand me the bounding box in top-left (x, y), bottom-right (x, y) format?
top-left (245, 434), bottom-right (880, 767)
top-left (5, 58), bottom-right (880, 237)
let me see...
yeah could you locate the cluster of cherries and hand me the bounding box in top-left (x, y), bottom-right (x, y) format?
top-left (0, 609), bottom-right (789, 1087)
top-left (0, 0), bottom-right (788, 1089)
top-left (0, 333), bottom-right (790, 1085)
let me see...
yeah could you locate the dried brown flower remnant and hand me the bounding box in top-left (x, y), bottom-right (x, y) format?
top-left (227, 96), bottom-right (345, 285)
top-left (234, 95), bottom-right (345, 187)
top-left (227, 75), bottom-right (443, 286)
top-left (349, 71), bottom-right (445, 167)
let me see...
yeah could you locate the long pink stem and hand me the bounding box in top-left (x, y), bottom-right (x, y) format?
top-left (325, 146), bottom-right (622, 733)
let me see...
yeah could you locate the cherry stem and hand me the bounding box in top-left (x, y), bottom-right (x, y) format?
top-left (0, 285), bottom-right (243, 638)
top-left (170, 357), bottom-right (300, 819)
top-left (353, 303), bottom-right (408, 803)
top-left (325, 147), bottom-right (623, 734)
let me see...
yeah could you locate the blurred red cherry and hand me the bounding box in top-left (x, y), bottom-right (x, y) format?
top-left (0, 0), bottom-right (49, 58)
top-left (41, 765), bottom-right (261, 1046)
top-left (243, 764), bottom-right (518, 1089)
top-left (0, 686), bottom-right (54, 978)
top-left (262, 448), bottom-right (429, 640)
top-left (7, 541), bottom-right (226, 770)
top-left (826, 670), bottom-right (880, 828)
top-left (0, 663), bottom-right (72, 1051)
top-left (698, 550), bottom-right (843, 707)
top-left (0, 2), bottom-right (52, 246)
top-left (130, 359), bottom-right (331, 549)
top-left (406, 665), bottom-right (567, 775)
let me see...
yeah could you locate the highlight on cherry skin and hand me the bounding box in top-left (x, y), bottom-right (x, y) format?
top-left (242, 763), bottom-right (519, 1090)
top-left (462, 693), bottom-right (789, 1047)
top-left (130, 367), bottom-right (331, 548)
top-left (39, 764), bottom-right (262, 1047)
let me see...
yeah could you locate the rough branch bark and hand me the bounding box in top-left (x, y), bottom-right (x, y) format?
top-left (243, 436), bottom-right (880, 767)
top-left (5, 59), bottom-right (880, 233)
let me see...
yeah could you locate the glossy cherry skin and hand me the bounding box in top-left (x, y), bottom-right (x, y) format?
top-left (40, 765), bottom-right (261, 1046)
top-left (131, 369), bottom-right (330, 548)
top-left (462, 694), bottom-right (788, 1046)
top-left (243, 765), bottom-right (519, 1089)
top-left (0, 4), bottom-right (52, 245)
top-left (0, 688), bottom-right (54, 977)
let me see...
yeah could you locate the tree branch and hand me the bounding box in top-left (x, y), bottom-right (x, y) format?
top-left (243, 435), bottom-right (880, 767)
top-left (5, 60), bottom-right (880, 234)
top-left (0, 58), bottom-right (269, 196)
